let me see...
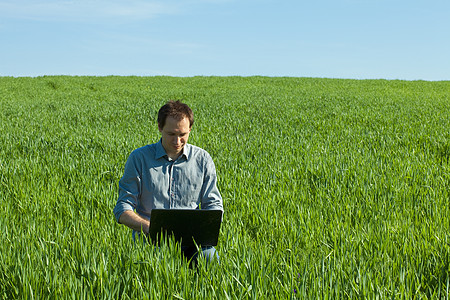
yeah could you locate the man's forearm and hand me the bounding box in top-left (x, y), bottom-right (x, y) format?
top-left (118, 210), bottom-right (150, 234)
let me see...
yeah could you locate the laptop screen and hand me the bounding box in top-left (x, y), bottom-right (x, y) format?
top-left (149, 209), bottom-right (223, 247)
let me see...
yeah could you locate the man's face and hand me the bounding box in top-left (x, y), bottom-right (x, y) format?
top-left (159, 116), bottom-right (191, 158)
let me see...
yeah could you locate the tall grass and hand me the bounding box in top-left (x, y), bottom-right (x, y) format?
top-left (0, 76), bottom-right (449, 298)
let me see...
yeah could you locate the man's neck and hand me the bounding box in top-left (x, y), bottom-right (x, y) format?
top-left (166, 147), bottom-right (184, 161)
top-left (167, 152), bottom-right (181, 161)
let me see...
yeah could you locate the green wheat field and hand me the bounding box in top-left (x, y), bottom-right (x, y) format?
top-left (1, 76), bottom-right (449, 299)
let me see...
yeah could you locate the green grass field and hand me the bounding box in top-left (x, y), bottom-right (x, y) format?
top-left (1, 76), bottom-right (449, 298)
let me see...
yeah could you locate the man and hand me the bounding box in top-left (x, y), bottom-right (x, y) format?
top-left (113, 100), bottom-right (223, 266)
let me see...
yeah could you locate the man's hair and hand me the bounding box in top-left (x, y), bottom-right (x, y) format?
top-left (157, 100), bottom-right (194, 129)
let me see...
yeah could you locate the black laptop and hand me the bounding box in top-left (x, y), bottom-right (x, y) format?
top-left (149, 209), bottom-right (223, 247)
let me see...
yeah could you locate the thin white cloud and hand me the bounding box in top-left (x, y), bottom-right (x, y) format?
top-left (79, 30), bottom-right (205, 56)
top-left (0, 0), bottom-right (180, 22)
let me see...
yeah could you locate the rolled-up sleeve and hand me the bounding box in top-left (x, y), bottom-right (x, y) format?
top-left (113, 152), bottom-right (141, 222)
top-left (200, 152), bottom-right (223, 211)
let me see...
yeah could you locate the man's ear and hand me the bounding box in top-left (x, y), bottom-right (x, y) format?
top-left (158, 124), bottom-right (163, 133)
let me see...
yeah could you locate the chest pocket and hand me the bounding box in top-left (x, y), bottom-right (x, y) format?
top-left (177, 166), bottom-right (203, 204)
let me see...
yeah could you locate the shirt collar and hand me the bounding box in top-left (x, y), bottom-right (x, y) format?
top-left (155, 139), bottom-right (167, 160)
top-left (155, 139), bottom-right (191, 161)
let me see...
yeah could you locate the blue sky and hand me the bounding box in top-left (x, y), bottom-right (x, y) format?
top-left (1, 0), bottom-right (449, 80)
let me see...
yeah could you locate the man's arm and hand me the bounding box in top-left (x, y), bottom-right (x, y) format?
top-left (114, 149), bottom-right (149, 233)
top-left (200, 152), bottom-right (223, 210)
top-left (118, 210), bottom-right (150, 235)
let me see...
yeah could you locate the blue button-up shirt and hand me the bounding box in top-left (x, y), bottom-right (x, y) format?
top-left (113, 140), bottom-right (223, 224)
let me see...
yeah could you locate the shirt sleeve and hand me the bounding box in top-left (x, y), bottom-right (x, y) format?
top-left (113, 151), bottom-right (141, 222)
top-left (200, 152), bottom-right (223, 211)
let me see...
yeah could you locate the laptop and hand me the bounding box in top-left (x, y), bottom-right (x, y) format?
top-left (148, 209), bottom-right (223, 247)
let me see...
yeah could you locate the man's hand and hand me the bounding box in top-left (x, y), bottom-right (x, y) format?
top-left (118, 210), bottom-right (150, 235)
